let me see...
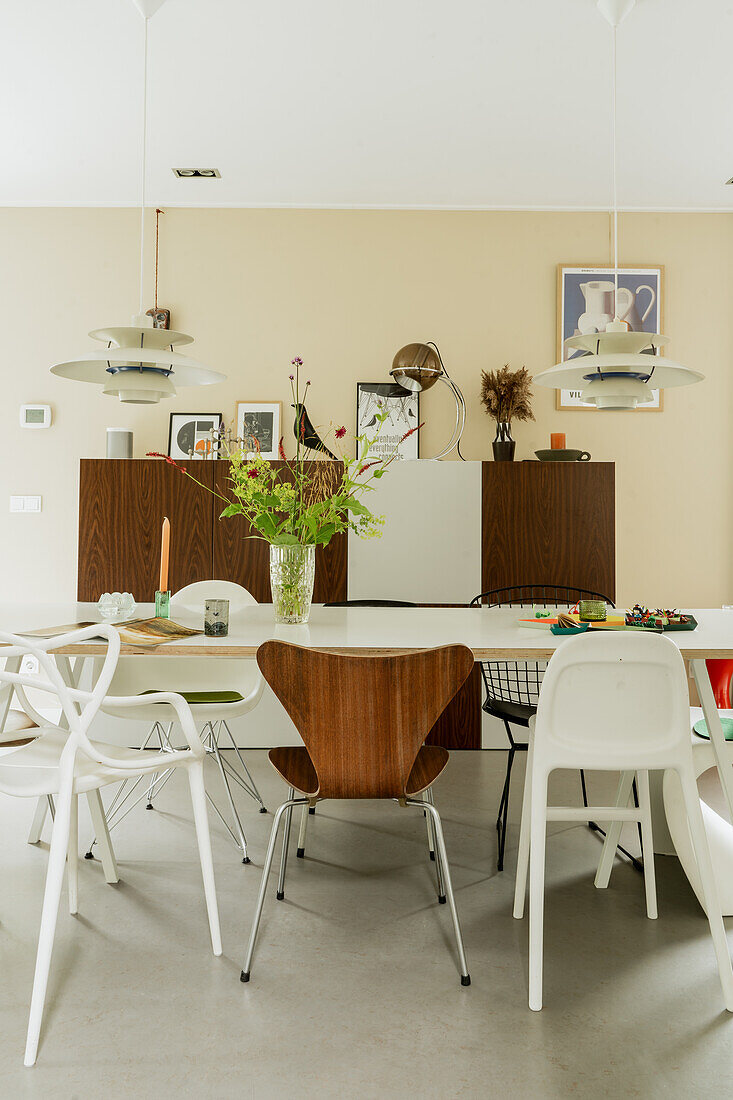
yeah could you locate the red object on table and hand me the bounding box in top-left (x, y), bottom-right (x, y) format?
top-left (706, 660), bottom-right (733, 708)
top-left (550, 433), bottom-right (566, 450)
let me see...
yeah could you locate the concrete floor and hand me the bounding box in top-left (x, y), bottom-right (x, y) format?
top-left (0, 751), bottom-right (731, 1099)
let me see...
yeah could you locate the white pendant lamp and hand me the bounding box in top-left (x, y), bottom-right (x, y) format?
top-left (533, 0), bottom-right (702, 410)
top-left (50, 0), bottom-right (225, 404)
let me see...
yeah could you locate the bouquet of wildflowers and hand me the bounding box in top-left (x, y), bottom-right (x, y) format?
top-left (149, 357), bottom-right (420, 547)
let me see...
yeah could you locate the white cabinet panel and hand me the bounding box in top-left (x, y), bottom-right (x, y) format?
top-left (348, 461), bottom-right (482, 605)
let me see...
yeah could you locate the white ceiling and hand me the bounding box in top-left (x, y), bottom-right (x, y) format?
top-left (1, 0), bottom-right (731, 210)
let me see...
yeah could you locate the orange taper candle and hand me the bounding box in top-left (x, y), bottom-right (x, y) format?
top-left (159, 516), bottom-right (170, 592)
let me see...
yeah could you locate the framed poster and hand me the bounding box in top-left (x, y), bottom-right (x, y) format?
top-left (556, 265), bottom-right (664, 411)
top-left (168, 413), bottom-right (222, 459)
top-left (236, 402), bottom-right (281, 460)
top-left (356, 382), bottom-right (419, 461)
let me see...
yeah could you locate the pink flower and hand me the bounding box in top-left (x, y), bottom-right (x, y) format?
top-left (147, 451), bottom-right (187, 472)
top-left (278, 437), bottom-right (287, 461)
top-left (247, 469), bottom-right (258, 479)
top-left (335, 426), bottom-right (346, 439)
top-left (398, 421), bottom-right (424, 444)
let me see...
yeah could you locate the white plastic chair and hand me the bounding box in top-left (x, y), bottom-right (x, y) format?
top-left (512, 630), bottom-right (733, 1013)
top-left (0, 625), bottom-right (221, 1066)
top-left (94, 580), bottom-right (266, 862)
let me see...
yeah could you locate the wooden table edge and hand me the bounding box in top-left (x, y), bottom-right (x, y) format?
top-left (19, 644), bottom-right (733, 659)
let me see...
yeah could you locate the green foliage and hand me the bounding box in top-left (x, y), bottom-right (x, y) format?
top-left (189, 362), bottom-right (422, 549)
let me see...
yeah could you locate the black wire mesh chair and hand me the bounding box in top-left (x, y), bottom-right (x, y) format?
top-left (470, 584), bottom-right (638, 873)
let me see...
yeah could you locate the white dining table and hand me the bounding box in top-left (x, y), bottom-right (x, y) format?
top-left (2, 602), bottom-right (733, 905)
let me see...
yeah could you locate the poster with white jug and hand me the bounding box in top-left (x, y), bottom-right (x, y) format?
top-left (556, 265), bottom-right (663, 411)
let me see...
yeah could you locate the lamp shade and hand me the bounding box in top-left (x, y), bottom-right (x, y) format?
top-left (390, 343), bottom-right (443, 392)
top-left (533, 329), bottom-right (703, 411)
top-left (51, 317), bottom-right (225, 402)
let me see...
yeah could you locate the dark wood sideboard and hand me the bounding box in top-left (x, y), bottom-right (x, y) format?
top-left (77, 459), bottom-right (615, 750)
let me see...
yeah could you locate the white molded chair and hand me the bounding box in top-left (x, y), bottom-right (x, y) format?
top-left (513, 631), bottom-right (733, 1013)
top-left (0, 625), bottom-right (221, 1067)
top-left (94, 580), bottom-right (266, 862)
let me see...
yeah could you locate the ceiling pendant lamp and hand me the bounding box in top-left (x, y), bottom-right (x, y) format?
top-left (532, 0), bottom-right (702, 410)
top-left (50, 0), bottom-right (225, 404)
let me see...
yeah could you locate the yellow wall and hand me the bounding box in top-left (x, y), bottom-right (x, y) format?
top-left (1, 208), bottom-right (731, 607)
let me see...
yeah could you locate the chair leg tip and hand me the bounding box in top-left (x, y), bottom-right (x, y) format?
top-left (438, 895), bottom-right (446, 904)
top-left (240, 971), bottom-right (250, 983)
top-left (296, 848), bottom-right (305, 858)
top-left (308, 807), bottom-right (316, 815)
top-left (276, 890), bottom-right (284, 901)
top-left (461, 974), bottom-right (471, 987)
top-left (145, 804), bottom-right (153, 810)
top-left (84, 851), bottom-right (94, 860)
top-left (242, 856), bottom-right (250, 865)
top-left (429, 851), bottom-right (436, 861)
top-left (259, 807), bottom-right (268, 814)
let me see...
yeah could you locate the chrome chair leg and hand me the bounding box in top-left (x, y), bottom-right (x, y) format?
top-left (424, 787), bottom-right (436, 862)
top-left (296, 802), bottom-right (309, 858)
top-left (425, 788), bottom-right (445, 902)
top-left (407, 796), bottom-right (470, 986)
top-left (241, 796), bottom-right (308, 983)
top-left (220, 720), bottom-right (267, 811)
top-left (276, 788), bottom-right (295, 899)
top-left (208, 721), bottom-right (250, 863)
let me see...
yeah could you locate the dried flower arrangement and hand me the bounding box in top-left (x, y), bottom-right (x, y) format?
top-left (480, 365), bottom-right (535, 426)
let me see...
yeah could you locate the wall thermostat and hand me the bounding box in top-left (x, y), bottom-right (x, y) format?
top-left (20, 404), bottom-right (52, 429)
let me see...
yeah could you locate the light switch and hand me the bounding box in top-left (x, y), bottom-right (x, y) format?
top-left (9, 495), bottom-right (42, 513)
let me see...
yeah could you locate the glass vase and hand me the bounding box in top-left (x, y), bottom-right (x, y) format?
top-left (492, 421), bottom-right (516, 461)
top-left (269, 544), bottom-right (316, 624)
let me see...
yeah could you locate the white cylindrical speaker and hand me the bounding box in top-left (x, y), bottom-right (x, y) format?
top-left (106, 428), bottom-right (133, 459)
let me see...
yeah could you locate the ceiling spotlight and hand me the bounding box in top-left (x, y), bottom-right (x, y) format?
top-left (172, 168), bottom-right (221, 178)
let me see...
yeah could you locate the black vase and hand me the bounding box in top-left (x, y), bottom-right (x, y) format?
top-left (492, 421), bottom-right (515, 461)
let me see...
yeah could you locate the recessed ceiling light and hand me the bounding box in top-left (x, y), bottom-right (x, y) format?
top-left (172, 168), bottom-right (221, 178)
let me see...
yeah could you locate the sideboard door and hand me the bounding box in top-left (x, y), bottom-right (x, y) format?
top-left (77, 459), bottom-right (214, 601)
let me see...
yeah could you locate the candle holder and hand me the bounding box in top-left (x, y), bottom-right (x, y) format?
top-left (155, 590), bottom-right (171, 619)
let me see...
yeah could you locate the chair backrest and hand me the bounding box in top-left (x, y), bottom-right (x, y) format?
top-left (0, 626), bottom-right (122, 783)
top-left (471, 584), bottom-right (615, 710)
top-left (533, 631), bottom-right (691, 772)
top-left (105, 580), bottom-right (262, 701)
top-left (470, 585), bottom-right (615, 609)
top-left (170, 579), bottom-right (258, 617)
top-left (257, 641), bottom-right (474, 799)
top-left (324, 600), bottom-right (418, 608)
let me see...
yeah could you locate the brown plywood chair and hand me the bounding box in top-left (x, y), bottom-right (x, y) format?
top-left (240, 640), bottom-right (474, 987)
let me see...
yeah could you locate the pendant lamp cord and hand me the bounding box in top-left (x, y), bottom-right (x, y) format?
top-left (154, 207), bottom-right (164, 310)
top-left (138, 15), bottom-right (149, 317)
top-left (607, 21), bottom-right (611, 319)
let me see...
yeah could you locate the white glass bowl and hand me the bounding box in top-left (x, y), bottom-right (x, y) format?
top-left (97, 592), bottom-right (136, 621)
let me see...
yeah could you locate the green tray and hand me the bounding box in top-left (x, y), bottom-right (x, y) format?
top-left (662, 615), bottom-right (698, 632)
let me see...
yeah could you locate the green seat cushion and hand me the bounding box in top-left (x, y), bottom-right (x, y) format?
top-left (693, 716), bottom-right (733, 740)
top-left (140, 689), bottom-right (244, 704)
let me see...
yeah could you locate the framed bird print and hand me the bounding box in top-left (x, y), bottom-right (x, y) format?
top-left (356, 382), bottom-right (419, 461)
top-left (236, 402), bottom-right (281, 460)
